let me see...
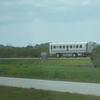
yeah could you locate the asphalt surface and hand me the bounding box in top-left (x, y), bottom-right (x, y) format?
top-left (0, 77), bottom-right (100, 96)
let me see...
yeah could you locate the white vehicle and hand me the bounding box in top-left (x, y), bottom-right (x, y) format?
top-left (49, 42), bottom-right (97, 57)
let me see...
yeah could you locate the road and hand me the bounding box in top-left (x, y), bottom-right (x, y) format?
top-left (0, 77), bottom-right (100, 96)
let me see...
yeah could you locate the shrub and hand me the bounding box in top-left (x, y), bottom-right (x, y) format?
top-left (90, 45), bottom-right (100, 68)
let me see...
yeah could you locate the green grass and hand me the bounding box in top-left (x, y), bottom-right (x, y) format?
top-left (0, 58), bottom-right (100, 83)
top-left (0, 86), bottom-right (100, 100)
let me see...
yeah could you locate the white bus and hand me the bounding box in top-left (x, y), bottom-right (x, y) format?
top-left (49, 42), bottom-right (97, 57)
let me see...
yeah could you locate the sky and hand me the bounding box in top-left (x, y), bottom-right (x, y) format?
top-left (0, 0), bottom-right (100, 46)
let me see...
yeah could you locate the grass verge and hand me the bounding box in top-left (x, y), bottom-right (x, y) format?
top-left (0, 86), bottom-right (100, 100)
top-left (0, 58), bottom-right (100, 83)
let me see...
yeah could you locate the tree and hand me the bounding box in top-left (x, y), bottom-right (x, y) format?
top-left (90, 45), bottom-right (100, 68)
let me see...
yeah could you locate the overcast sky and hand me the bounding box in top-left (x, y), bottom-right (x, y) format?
top-left (0, 0), bottom-right (100, 46)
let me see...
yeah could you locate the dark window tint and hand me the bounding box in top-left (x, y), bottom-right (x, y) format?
top-left (66, 45), bottom-right (69, 48)
top-left (70, 45), bottom-right (72, 48)
top-left (76, 45), bottom-right (78, 48)
top-left (80, 45), bottom-right (82, 48)
top-left (59, 45), bottom-right (62, 48)
top-left (53, 46), bottom-right (56, 49)
top-left (63, 45), bottom-right (65, 48)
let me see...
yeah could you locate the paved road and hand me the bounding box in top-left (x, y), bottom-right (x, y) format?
top-left (0, 77), bottom-right (100, 96)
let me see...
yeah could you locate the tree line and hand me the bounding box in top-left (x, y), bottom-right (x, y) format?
top-left (0, 43), bottom-right (49, 58)
top-left (0, 42), bottom-right (100, 68)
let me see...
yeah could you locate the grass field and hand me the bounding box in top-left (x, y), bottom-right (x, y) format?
top-left (0, 86), bottom-right (100, 100)
top-left (0, 58), bottom-right (100, 83)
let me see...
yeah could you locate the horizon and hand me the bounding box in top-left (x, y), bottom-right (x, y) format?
top-left (0, 41), bottom-right (99, 47)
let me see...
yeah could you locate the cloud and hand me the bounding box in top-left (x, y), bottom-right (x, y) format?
top-left (0, 0), bottom-right (90, 8)
top-left (0, 0), bottom-right (100, 25)
top-left (82, 0), bottom-right (91, 6)
top-left (0, 0), bottom-right (100, 11)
